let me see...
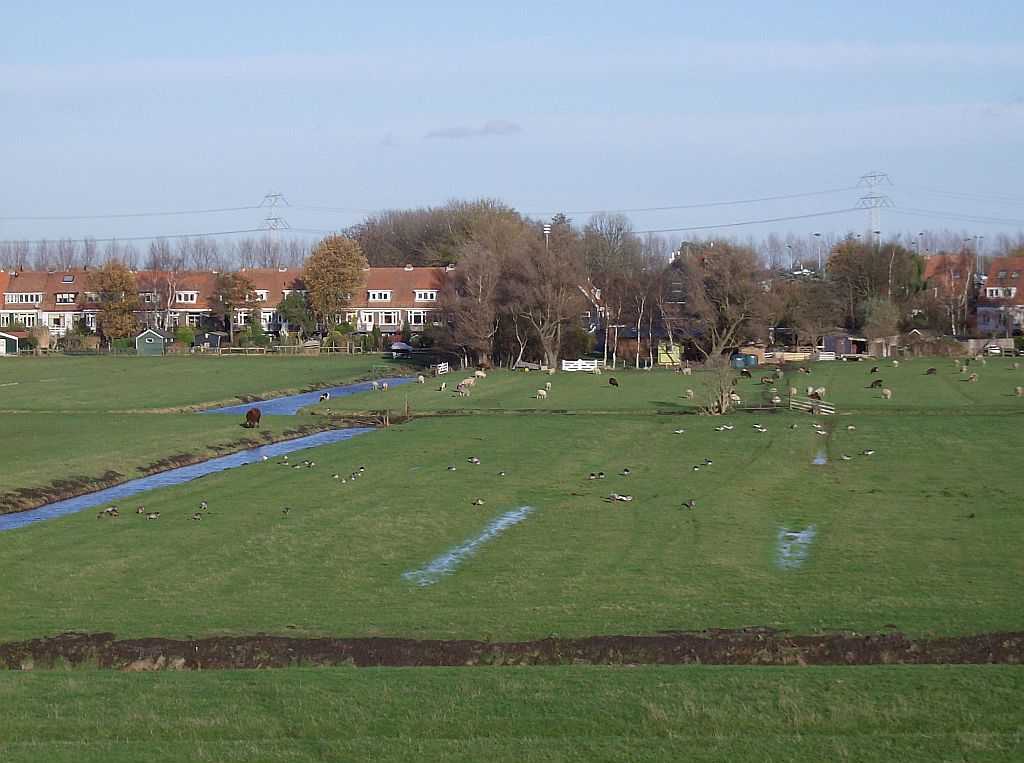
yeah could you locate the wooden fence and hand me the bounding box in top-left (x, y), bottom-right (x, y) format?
top-left (789, 395), bottom-right (836, 415)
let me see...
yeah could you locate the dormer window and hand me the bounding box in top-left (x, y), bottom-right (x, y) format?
top-left (139, 292), bottom-right (157, 303)
top-left (368, 290), bottom-right (391, 302)
top-left (175, 291), bottom-right (198, 304)
top-left (414, 290), bottom-right (437, 302)
top-left (55, 292), bottom-right (77, 304)
top-left (1013, 271), bottom-right (1020, 279)
top-left (254, 290), bottom-right (269, 302)
top-left (997, 270), bottom-right (1007, 279)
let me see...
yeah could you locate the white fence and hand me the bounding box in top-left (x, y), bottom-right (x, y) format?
top-left (816, 351), bottom-right (837, 361)
top-left (789, 395), bottom-right (836, 415)
top-left (561, 359), bottom-right (600, 372)
top-left (434, 361), bottom-right (450, 376)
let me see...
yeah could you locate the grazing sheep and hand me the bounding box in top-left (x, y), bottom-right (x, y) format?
top-left (319, 392), bottom-right (330, 402)
top-left (869, 379), bottom-right (883, 389)
top-left (146, 512), bottom-right (160, 520)
top-left (381, 381), bottom-right (389, 390)
top-left (438, 382), bottom-right (447, 392)
top-left (870, 366), bottom-right (879, 374)
top-left (892, 359), bottom-right (899, 368)
top-left (814, 387), bottom-right (826, 397)
top-left (968, 372), bottom-right (978, 382)
top-left (729, 392), bottom-right (742, 403)
top-left (882, 388), bottom-right (892, 399)
top-left (1013, 362), bottom-right (1020, 370)
top-left (953, 359), bottom-right (961, 367)
top-left (771, 395), bottom-right (782, 405)
top-left (458, 386), bottom-right (471, 397)
top-left (789, 387), bottom-right (798, 396)
top-left (548, 368), bottom-right (556, 376)
top-left (536, 389), bottom-right (548, 399)
top-left (416, 374), bottom-right (425, 384)
top-left (544, 381), bottom-right (552, 391)
top-left (809, 391), bottom-right (822, 400)
top-left (462, 377), bottom-right (476, 387)
top-left (774, 368), bottom-right (784, 379)
top-left (593, 367), bottom-right (602, 375)
top-left (806, 385), bottom-right (815, 396)
top-left (685, 389), bottom-right (695, 399)
top-left (609, 377), bottom-right (619, 387)
top-left (960, 366), bottom-right (967, 375)
top-left (474, 369), bottom-right (487, 378)
top-left (925, 367), bottom-right (937, 375)
top-left (371, 380), bottom-right (379, 391)
top-left (136, 506), bottom-right (145, 514)
top-left (740, 368), bottom-right (752, 379)
top-left (681, 367), bottom-right (693, 376)
top-left (760, 376), bottom-right (774, 384)
top-left (191, 512), bottom-right (203, 522)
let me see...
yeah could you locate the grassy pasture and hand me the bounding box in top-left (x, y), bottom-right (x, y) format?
top-left (0, 354), bottom-right (393, 411)
top-left (310, 357), bottom-right (1024, 416)
top-left (1, 666), bottom-right (1021, 762)
top-left (1, 354), bottom-right (1022, 761)
top-left (1, 411), bottom-right (1020, 640)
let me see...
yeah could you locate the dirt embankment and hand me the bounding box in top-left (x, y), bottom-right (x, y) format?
top-left (2, 630), bottom-right (1021, 670)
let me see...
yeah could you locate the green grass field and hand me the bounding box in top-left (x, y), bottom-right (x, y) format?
top-left (1, 354), bottom-right (1021, 760)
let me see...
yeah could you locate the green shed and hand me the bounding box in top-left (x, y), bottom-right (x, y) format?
top-left (135, 328), bottom-right (175, 356)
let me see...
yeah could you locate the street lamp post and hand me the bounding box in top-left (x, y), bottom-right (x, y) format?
top-left (813, 232), bottom-right (822, 271)
top-left (543, 223), bottom-right (551, 250)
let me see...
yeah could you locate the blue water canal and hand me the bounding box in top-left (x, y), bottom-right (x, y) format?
top-left (1, 377), bottom-right (416, 532)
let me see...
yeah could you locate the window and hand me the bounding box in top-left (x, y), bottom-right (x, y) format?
top-left (368, 290), bottom-right (391, 302)
top-left (414, 290), bottom-right (437, 302)
top-left (254, 290), bottom-right (269, 302)
top-left (50, 316), bottom-right (63, 328)
top-left (998, 270), bottom-right (1007, 279)
top-left (186, 314), bottom-right (203, 327)
top-left (175, 291), bottom-right (198, 304)
top-left (85, 292), bottom-right (100, 302)
top-left (408, 310), bottom-right (426, 326)
top-left (56, 292), bottom-right (77, 304)
top-left (139, 292), bottom-right (157, 303)
top-left (379, 311), bottom-right (398, 325)
top-left (951, 270), bottom-right (961, 279)
top-left (1013, 271), bottom-right (1021, 279)
top-left (5, 293), bottom-right (41, 304)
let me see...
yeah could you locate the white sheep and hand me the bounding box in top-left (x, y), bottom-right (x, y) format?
top-left (381, 382), bottom-right (389, 390)
top-left (461, 377), bottom-right (476, 387)
top-left (474, 369), bottom-right (487, 379)
top-left (969, 372), bottom-right (978, 382)
top-left (458, 386), bottom-right (470, 397)
top-left (1013, 361), bottom-right (1020, 370)
top-left (892, 359), bottom-right (899, 368)
top-left (371, 380), bottom-right (379, 390)
top-left (1015, 386), bottom-right (1022, 398)
top-left (548, 368), bottom-right (556, 376)
top-left (536, 389), bottom-right (548, 399)
top-left (806, 386), bottom-right (815, 396)
top-left (544, 381), bottom-right (552, 391)
top-left (685, 389), bottom-right (694, 399)
top-left (416, 374), bottom-right (425, 384)
top-left (593, 367), bottom-right (602, 375)
top-left (438, 382), bottom-right (446, 392)
top-left (789, 387), bottom-right (798, 396)
top-left (882, 388), bottom-right (892, 399)
top-left (681, 367), bottom-right (693, 376)
top-left (814, 387), bottom-right (826, 397)
top-left (771, 395), bottom-right (782, 405)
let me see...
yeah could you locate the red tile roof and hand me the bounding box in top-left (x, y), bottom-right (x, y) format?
top-left (923, 253), bottom-right (974, 299)
top-left (980, 256), bottom-right (1024, 306)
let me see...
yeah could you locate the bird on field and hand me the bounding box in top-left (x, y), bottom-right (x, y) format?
top-left (588, 473), bottom-right (597, 480)
top-left (841, 454), bottom-right (852, 461)
top-left (870, 367), bottom-right (879, 374)
top-left (332, 473), bottom-right (340, 479)
top-left (703, 458), bottom-right (713, 466)
top-left (673, 428), bottom-right (686, 434)
top-left (472, 498), bottom-right (486, 506)
top-left (498, 471), bottom-right (506, 476)
top-left (846, 425), bottom-right (856, 431)
top-left (308, 461), bottom-right (315, 468)
top-left (292, 464), bottom-right (303, 470)
top-left (358, 467), bottom-right (366, 473)
top-left (597, 471), bottom-right (606, 479)
top-left (621, 468), bottom-right (631, 476)
top-left (684, 498), bottom-right (697, 509)
top-left (862, 449), bottom-right (876, 456)
top-left (609, 492), bottom-right (634, 502)
top-left (136, 506), bottom-right (145, 514)
top-left (199, 501), bottom-right (208, 510)
top-left (753, 424), bottom-right (767, 432)
top-left (447, 465), bottom-right (457, 471)
top-left (191, 512), bottom-right (202, 522)
top-left (790, 423), bottom-right (799, 429)
top-left (816, 429), bottom-right (829, 436)
top-left (261, 455), bottom-right (268, 461)
top-left (692, 465), bottom-right (701, 472)
top-left (468, 457), bottom-right (481, 464)
top-left (146, 512), bottom-right (160, 520)
top-left (281, 507), bottom-right (291, 516)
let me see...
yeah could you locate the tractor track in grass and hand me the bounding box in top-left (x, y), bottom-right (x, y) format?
top-left (2, 630), bottom-right (1022, 670)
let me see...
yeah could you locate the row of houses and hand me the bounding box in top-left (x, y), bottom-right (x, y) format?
top-left (923, 254), bottom-right (1024, 335)
top-left (0, 265), bottom-right (452, 338)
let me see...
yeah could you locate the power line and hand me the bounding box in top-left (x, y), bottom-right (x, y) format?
top-left (632, 208), bottom-right (857, 235)
top-left (890, 207), bottom-right (1024, 226)
top-left (4, 228), bottom-right (266, 246)
top-left (0, 205), bottom-right (261, 222)
top-left (894, 185), bottom-right (1024, 206)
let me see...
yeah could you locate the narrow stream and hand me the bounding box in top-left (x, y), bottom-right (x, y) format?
top-left (198, 377), bottom-right (414, 416)
top-left (0, 428), bottom-right (376, 532)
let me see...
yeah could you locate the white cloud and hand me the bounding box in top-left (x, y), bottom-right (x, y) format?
top-left (425, 120), bottom-right (523, 139)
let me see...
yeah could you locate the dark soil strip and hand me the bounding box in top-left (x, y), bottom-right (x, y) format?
top-left (3, 631), bottom-right (1022, 670)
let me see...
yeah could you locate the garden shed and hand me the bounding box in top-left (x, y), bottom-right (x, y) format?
top-left (0, 330), bottom-right (30, 355)
top-left (135, 328), bottom-right (175, 356)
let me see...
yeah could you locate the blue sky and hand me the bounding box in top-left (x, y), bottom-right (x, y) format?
top-left (1, 1), bottom-right (1022, 248)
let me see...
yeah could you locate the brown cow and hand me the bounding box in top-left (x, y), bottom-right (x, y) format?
top-left (244, 407), bottom-right (261, 428)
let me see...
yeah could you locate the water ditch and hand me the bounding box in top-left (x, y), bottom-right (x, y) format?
top-left (777, 525), bottom-right (817, 569)
top-left (1, 376), bottom-right (418, 532)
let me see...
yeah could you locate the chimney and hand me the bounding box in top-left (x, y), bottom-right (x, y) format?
top-left (404, 264), bottom-right (413, 271)
top-left (445, 263), bottom-right (455, 272)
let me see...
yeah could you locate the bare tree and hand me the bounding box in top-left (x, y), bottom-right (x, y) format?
top-left (81, 237), bottom-right (98, 269)
top-left (54, 239), bottom-right (79, 270)
top-left (32, 239), bottom-right (54, 271)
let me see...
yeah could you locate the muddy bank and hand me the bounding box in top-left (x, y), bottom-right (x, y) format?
top-left (2, 630), bottom-right (1021, 670)
top-left (0, 421), bottom-right (354, 516)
